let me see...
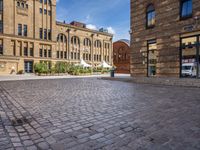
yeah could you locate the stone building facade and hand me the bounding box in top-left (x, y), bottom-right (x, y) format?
top-left (130, 0), bottom-right (200, 78)
top-left (0, 0), bottom-right (113, 75)
top-left (113, 39), bottom-right (130, 74)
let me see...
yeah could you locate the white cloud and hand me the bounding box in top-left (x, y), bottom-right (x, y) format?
top-left (86, 24), bottom-right (98, 30)
top-left (107, 27), bottom-right (115, 35)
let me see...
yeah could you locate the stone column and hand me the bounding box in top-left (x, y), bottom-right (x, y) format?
top-left (67, 29), bottom-right (71, 61)
top-left (110, 38), bottom-right (113, 65)
top-left (91, 34), bottom-right (94, 66)
top-left (80, 37), bottom-right (84, 60)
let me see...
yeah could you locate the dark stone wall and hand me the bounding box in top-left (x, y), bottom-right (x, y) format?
top-left (130, 0), bottom-right (200, 77)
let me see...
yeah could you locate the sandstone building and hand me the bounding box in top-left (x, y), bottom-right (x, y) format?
top-left (131, 0), bottom-right (200, 78)
top-left (0, 0), bottom-right (113, 74)
top-left (113, 39), bottom-right (130, 74)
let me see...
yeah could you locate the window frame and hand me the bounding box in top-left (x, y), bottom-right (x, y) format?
top-left (24, 24), bottom-right (27, 37)
top-left (18, 24), bottom-right (22, 36)
top-left (39, 49), bottom-right (43, 57)
top-left (30, 48), bottom-right (34, 57)
top-left (180, 0), bottom-right (193, 20)
top-left (0, 43), bottom-right (3, 55)
top-left (146, 4), bottom-right (156, 29)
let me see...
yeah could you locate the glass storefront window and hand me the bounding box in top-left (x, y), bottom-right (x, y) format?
top-left (181, 36), bottom-right (199, 78)
top-left (147, 40), bottom-right (157, 77)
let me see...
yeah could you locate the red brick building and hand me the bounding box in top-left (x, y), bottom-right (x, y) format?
top-left (113, 39), bottom-right (130, 74)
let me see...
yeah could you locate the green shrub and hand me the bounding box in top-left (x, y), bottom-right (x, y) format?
top-left (34, 63), bottom-right (49, 75)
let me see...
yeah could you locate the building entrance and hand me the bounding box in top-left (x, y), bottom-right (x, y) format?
top-left (24, 61), bottom-right (33, 73)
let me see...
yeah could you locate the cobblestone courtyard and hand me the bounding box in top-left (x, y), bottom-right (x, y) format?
top-left (0, 78), bottom-right (200, 150)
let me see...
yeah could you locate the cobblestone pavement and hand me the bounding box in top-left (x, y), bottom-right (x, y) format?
top-left (0, 78), bottom-right (199, 150)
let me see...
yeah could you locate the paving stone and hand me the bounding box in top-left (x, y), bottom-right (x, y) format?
top-left (37, 142), bottom-right (49, 149)
top-left (90, 133), bottom-right (104, 140)
top-left (0, 78), bottom-right (199, 149)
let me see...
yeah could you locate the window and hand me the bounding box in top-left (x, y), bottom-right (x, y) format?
top-left (181, 36), bottom-right (199, 78)
top-left (40, 0), bottom-right (43, 3)
top-left (40, 8), bottom-right (43, 14)
top-left (17, 2), bottom-right (20, 7)
top-left (26, 4), bottom-right (28, 9)
top-left (21, 3), bottom-right (24, 8)
top-left (94, 40), bottom-right (102, 48)
top-left (30, 48), bottom-right (33, 57)
top-left (48, 10), bottom-right (51, 16)
top-left (40, 49), bottom-right (43, 57)
top-left (0, 21), bottom-right (3, 33)
top-left (0, 0), bottom-right (2, 11)
top-left (147, 40), bottom-right (157, 76)
top-left (48, 0), bottom-right (51, 4)
top-left (44, 0), bottom-right (47, 4)
top-left (44, 29), bottom-right (47, 40)
top-left (64, 52), bottom-right (67, 59)
top-left (44, 9), bottom-right (47, 15)
top-left (24, 25), bottom-right (27, 36)
top-left (24, 47), bottom-right (28, 56)
top-left (61, 51), bottom-right (63, 58)
top-left (48, 50), bottom-right (51, 58)
top-left (57, 51), bottom-right (59, 58)
top-left (40, 28), bottom-right (43, 39)
top-left (44, 49), bottom-right (47, 57)
top-left (181, 0), bottom-right (192, 19)
top-left (71, 52), bottom-right (73, 59)
top-left (0, 44), bottom-right (3, 55)
top-left (18, 24), bottom-right (22, 36)
top-left (48, 29), bottom-right (51, 40)
top-left (146, 4), bottom-right (155, 28)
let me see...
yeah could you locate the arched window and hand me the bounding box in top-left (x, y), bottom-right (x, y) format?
top-left (94, 40), bottom-right (101, 48)
top-left (57, 34), bottom-right (67, 42)
top-left (146, 4), bottom-right (155, 28)
top-left (71, 36), bottom-right (80, 45)
top-left (83, 38), bottom-right (91, 47)
top-left (180, 0), bottom-right (192, 19)
top-left (17, 1), bottom-right (20, 7)
top-left (21, 2), bottom-right (24, 8)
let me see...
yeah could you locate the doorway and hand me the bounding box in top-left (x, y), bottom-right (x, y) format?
top-left (24, 61), bottom-right (33, 73)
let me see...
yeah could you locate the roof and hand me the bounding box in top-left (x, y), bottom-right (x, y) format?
top-left (114, 39), bottom-right (130, 46)
top-left (56, 21), bottom-right (113, 37)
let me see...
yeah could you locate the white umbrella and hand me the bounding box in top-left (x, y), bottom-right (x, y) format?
top-left (97, 61), bottom-right (112, 68)
top-left (81, 59), bottom-right (92, 68)
top-left (75, 59), bottom-right (92, 68)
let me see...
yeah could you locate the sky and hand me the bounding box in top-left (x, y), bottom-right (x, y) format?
top-left (56, 0), bottom-right (130, 41)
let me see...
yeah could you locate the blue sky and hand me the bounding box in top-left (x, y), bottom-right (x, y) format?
top-left (56, 0), bottom-right (130, 41)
